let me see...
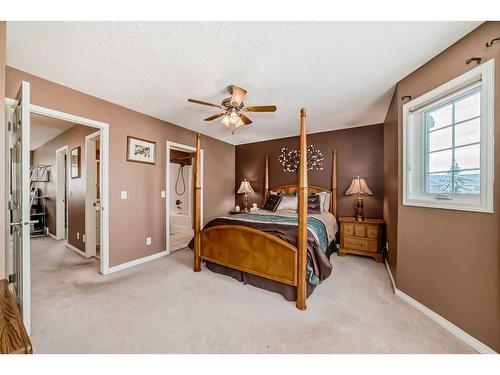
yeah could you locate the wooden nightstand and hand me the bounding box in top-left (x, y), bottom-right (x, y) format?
top-left (338, 217), bottom-right (384, 263)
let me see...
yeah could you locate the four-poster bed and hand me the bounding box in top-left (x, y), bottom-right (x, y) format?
top-left (192, 108), bottom-right (338, 310)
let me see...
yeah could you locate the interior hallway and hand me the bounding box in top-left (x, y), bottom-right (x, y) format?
top-left (30, 237), bottom-right (475, 354)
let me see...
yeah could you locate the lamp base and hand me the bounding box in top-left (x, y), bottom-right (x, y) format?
top-left (355, 196), bottom-right (364, 221)
top-left (243, 193), bottom-right (249, 213)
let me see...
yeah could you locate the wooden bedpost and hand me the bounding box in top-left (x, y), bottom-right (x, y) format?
top-left (296, 108), bottom-right (308, 311)
top-left (264, 155), bottom-right (269, 204)
top-left (194, 133), bottom-right (202, 272)
top-left (332, 149), bottom-right (338, 217)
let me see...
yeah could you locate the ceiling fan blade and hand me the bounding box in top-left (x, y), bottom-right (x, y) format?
top-left (204, 112), bottom-right (226, 121)
top-left (188, 98), bottom-right (223, 109)
top-left (239, 113), bottom-right (253, 125)
top-left (227, 85), bottom-right (247, 106)
top-left (244, 105), bottom-right (277, 112)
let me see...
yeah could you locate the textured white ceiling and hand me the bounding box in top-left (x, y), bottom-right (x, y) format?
top-left (30, 113), bottom-right (75, 150)
top-left (7, 21), bottom-right (481, 145)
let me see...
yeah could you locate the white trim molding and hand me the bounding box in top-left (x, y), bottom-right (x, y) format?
top-left (165, 141), bottom-right (204, 255)
top-left (384, 260), bottom-right (496, 354)
top-left (55, 145), bottom-right (69, 241)
top-left (84, 131), bottom-right (101, 259)
top-left (6, 98), bottom-right (112, 276)
top-left (402, 58), bottom-right (495, 213)
top-left (45, 227), bottom-right (58, 241)
top-left (107, 250), bottom-right (169, 274)
top-left (66, 243), bottom-right (91, 259)
top-left (384, 259), bottom-right (396, 293)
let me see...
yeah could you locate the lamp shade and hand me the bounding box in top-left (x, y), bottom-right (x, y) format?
top-left (346, 176), bottom-right (373, 196)
top-left (237, 179), bottom-right (254, 194)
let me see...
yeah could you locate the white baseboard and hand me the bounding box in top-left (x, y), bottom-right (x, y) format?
top-left (384, 259), bottom-right (496, 354)
top-left (46, 228), bottom-right (58, 240)
top-left (106, 250), bottom-right (169, 274)
top-left (384, 258), bottom-right (396, 293)
top-left (45, 226), bottom-right (64, 241)
top-left (66, 243), bottom-right (91, 258)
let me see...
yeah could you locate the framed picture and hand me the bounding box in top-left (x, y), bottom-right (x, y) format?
top-left (71, 146), bottom-right (81, 178)
top-left (127, 136), bottom-right (156, 165)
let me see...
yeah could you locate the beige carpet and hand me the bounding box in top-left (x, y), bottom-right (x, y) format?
top-left (30, 237), bottom-right (475, 354)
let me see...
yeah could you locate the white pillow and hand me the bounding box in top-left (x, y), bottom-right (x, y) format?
top-left (277, 195), bottom-right (298, 211)
top-left (315, 191), bottom-right (331, 213)
top-left (323, 192), bottom-right (331, 213)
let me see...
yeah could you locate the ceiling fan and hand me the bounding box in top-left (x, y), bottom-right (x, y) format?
top-left (188, 85), bottom-right (277, 134)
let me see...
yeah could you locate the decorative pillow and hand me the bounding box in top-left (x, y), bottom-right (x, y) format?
top-left (277, 195), bottom-right (298, 211)
top-left (263, 194), bottom-right (283, 212)
top-left (307, 194), bottom-right (321, 214)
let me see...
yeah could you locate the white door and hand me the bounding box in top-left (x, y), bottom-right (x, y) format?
top-left (8, 81), bottom-right (31, 335)
top-left (85, 133), bottom-right (100, 257)
top-left (55, 146), bottom-right (68, 240)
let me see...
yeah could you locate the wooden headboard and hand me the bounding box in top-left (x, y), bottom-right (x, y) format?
top-left (264, 150), bottom-right (338, 216)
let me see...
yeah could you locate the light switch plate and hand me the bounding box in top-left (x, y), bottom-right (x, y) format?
top-left (146, 237), bottom-right (152, 245)
top-left (161, 191), bottom-right (166, 198)
top-left (76, 232), bottom-right (80, 240)
top-left (121, 191), bottom-right (127, 199)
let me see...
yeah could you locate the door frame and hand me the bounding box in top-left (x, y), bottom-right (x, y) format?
top-left (84, 131), bottom-right (101, 258)
top-left (5, 98), bottom-right (111, 275)
top-left (165, 141), bottom-right (203, 254)
top-left (55, 145), bottom-right (68, 241)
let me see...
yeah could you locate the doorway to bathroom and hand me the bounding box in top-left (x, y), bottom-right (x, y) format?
top-left (165, 141), bottom-right (203, 254)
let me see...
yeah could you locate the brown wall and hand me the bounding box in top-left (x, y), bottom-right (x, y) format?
top-left (0, 22), bottom-right (5, 279)
top-left (384, 22), bottom-right (500, 351)
top-left (235, 124), bottom-right (384, 219)
top-left (6, 66), bottom-right (235, 267)
top-left (32, 124), bottom-right (97, 251)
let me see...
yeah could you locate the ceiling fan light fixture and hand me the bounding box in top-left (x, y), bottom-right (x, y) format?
top-left (221, 113), bottom-right (245, 130)
top-left (188, 85), bottom-right (276, 133)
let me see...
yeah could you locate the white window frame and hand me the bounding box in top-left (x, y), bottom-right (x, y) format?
top-left (403, 59), bottom-right (494, 213)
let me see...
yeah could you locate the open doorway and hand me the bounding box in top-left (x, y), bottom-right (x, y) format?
top-left (5, 84), bottom-right (110, 336)
top-left (29, 114), bottom-right (103, 263)
top-left (165, 141), bottom-right (203, 254)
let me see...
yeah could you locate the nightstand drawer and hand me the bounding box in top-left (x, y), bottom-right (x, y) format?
top-left (354, 224), bottom-right (366, 237)
top-left (343, 223), bottom-right (355, 236)
top-left (344, 236), bottom-right (378, 252)
top-left (366, 226), bottom-right (379, 239)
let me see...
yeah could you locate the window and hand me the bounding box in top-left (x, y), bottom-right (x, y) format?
top-left (403, 59), bottom-right (494, 213)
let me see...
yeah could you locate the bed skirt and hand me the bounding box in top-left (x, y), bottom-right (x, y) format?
top-left (203, 241), bottom-right (336, 301)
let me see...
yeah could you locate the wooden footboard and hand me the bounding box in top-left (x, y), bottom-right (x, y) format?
top-left (200, 225), bottom-right (297, 286)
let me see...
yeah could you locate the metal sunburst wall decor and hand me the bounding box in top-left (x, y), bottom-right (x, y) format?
top-left (278, 145), bottom-right (324, 173)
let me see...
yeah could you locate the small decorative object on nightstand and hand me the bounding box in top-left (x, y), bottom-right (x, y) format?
top-left (230, 205), bottom-right (243, 214)
top-left (338, 217), bottom-right (384, 262)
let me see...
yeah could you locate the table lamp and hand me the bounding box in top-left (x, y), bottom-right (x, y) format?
top-left (345, 176), bottom-right (373, 221)
top-left (237, 179), bottom-right (254, 213)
